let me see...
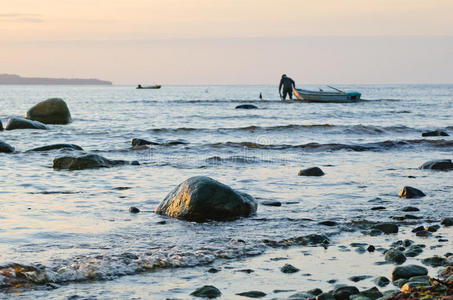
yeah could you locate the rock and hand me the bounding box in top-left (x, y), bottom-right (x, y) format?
top-left (131, 160), bottom-right (140, 166)
top-left (129, 207), bottom-right (140, 213)
top-left (392, 279), bottom-right (408, 288)
top-left (373, 223), bottom-right (398, 234)
top-left (427, 225), bottom-right (440, 232)
top-left (349, 275), bottom-right (372, 282)
top-left (0, 120), bottom-right (3, 130)
top-left (371, 206), bottom-right (386, 210)
top-left (25, 98), bottom-right (72, 124)
top-left (235, 104), bottom-right (258, 109)
top-left (307, 288), bottom-right (323, 296)
top-left (131, 138), bottom-right (158, 146)
top-left (405, 245), bottom-right (424, 257)
top-left (0, 141), bottom-right (15, 153)
top-left (261, 200), bottom-right (281, 207)
top-left (374, 276), bottom-right (390, 287)
top-left (281, 264), bottom-right (299, 273)
top-left (288, 292), bottom-right (313, 299)
top-left (5, 117), bottom-right (48, 130)
top-left (384, 248), bottom-right (406, 264)
top-left (190, 285), bottom-right (221, 298)
top-left (416, 230), bottom-right (432, 237)
top-left (28, 144), bottom-right (83, 152)
top-left (298, 167), bottom-right (325, 176)
top-left (419, 159), bottom-right (453, 171)
top-left (398, 186), bottom-right (425, 199)
top-left (411, 226), bottom-right (425, 233)
top-left (441, 217), bottom-right (453, 226)
top-left (421, 256), bottom-right (448, 267)
top-left (400, 281), bottom-right (430, 293)
top-left (332, 286), bottom-right (360, 300)
top-left (359, 287), bottom-right (382, 299)
top-left (235, 291), bottom-right (266, 298)
top-left (392, 265), bottom-right (428, 281)
top-left (155, 176), bottom-right (257, 222)
top-left (306, 234), bottom-right (329, 245)
top-left (319, 221), bottom-right (337, 226)
top-left (53, 154), bottom-right (128, 170)
top-left (422, 130), bottom-right (449, 137)
top-left (367, 245), bottom-right (375, 252)
top-left (207, 268), bottom-right (220, 273)
top-left (401, 206), bottom-right (419, 212)
top-left (408, 275), bottom-right (430, 283)
top-left (317, 293), bottom-right (335, 300)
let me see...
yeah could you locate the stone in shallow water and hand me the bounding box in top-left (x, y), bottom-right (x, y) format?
top-left (373, 223), bottom-right (398, 234)
top-left (5, 117), bottom-right (48, 130)
top-left (190, 285), bottom-right (221, 298)
top-left (332, 286), bottom-right (360, 300)
top-left (26, 98), bottom-right (72, 124)
top-left (235, 291), bottom-right (266, 298)
top-left (422, 130), bottom-right (449, 137)
top-left (28, 144), bottom-right (83, 152)
top-left (53, 154), bottom-right (128, 170)
top-left (441, 217), bottom-right (453, 227)
top-left (384, 248), bottom-right (407, 264)
top-left (398, 186), bottom-right (425, 198)
top-left (235, 104), bottom-right (258, 109)
top-left (0, 141), bottom-right (15, 153)
top-left (281, 263), bottom-right (299, 273)
top-left (392, 264), bottom-right (428, 281)
top-left (374, 276), bottom-right (390, 287)
top-left (261, 200), bottom-right (281, 207)
top-left (421, 256), bottom-right (448, 267)
top-left (155, 176), bottom-right (257, 222)
top-left (419, 159), bottom-right (453, 171)
top-left (129, 207), bottom-right (140, 213)
top-left (298, 167), bottom-right (325, 176)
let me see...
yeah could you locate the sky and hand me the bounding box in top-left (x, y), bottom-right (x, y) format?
top-left (1, 0), bottom-right (453, 85)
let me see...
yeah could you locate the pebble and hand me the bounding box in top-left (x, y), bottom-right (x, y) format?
top-left (128, 207), bottom-right (140, 213)
top-left (190, 285), bottom-right (221, 298)
top-left (281, 264), bottom-right (299, 273)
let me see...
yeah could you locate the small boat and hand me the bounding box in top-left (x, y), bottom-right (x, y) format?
top-left (293, 86), bottom-right (361, 103)
top-left (136, 84), bottom-right (161, 89)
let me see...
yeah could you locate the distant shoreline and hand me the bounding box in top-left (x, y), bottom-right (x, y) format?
top-left (0, 74), bottom-right (112, 85)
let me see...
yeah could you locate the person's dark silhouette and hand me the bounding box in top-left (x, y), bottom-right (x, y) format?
top-left (259, 92), bottom-right (263, 100)
top-left (279, 74), bottom-right (295, 100)
top-left (137, 84), bottom-right (142, 89)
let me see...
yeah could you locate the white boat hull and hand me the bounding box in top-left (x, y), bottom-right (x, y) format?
top-left (293, 88), bottom-right (361, 103)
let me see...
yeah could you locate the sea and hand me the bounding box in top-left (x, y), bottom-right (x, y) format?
top-left (0, 84), bottom-right (452, 299)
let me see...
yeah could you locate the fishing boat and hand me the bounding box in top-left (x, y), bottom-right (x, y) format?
top-left (293, 86), bottom-right (361, 103)
top-left (136, 84), bottom-right (161, 89)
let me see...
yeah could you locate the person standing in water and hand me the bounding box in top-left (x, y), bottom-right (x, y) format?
top-left (279, 74), bottom-right (296, 100)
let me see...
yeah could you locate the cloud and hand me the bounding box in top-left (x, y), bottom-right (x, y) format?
top-left (0, 13), bottom-right (43, 23)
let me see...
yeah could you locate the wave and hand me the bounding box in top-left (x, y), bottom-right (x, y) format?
top-left (205, 139), bottom-right (453, 152)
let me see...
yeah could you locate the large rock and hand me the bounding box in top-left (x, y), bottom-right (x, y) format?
top-left (53, 154), bottom-right (128, 170)
top-left (398, 186), bottom-right (425, 199)
top-left (0, 141), bottom-right (15, 153)
top-left (332, 286), bottom-right (360, 300)
top-left (373, 223), bottom-right (399, 234)
top-left (419, 159), bottom-right (453, 171)
top-left (422, 130), bottom-right (449, 137)
top-left (190, 285), bottom-right (221, 298)
top-left (5, 117), bottom-right (48, 130)
top-left (298, 167), bottom-right (325, 176)
top-left (25, 98), bottom-right (72, 124)
top-left (155, 176), bottom-right (257, 222)
top-left (384, 248), bottom-right (407, 264)
top-left (392, 265), bottom-right (428, 281)
top-left (28, 144), bottom-right (83, 152)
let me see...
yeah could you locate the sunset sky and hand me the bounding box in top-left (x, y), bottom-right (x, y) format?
top-left (1, 0), bottom-right (452, 84)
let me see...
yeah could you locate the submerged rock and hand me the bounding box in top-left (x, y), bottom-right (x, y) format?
top-left (421, 256), bottom-right (449, 267)
top-left (155, 176), bottom-right (257, 222)
top-left (131, 138), bottom-right (158, 147)
top-left (0, 141), bottom-right (15, 153)
top-left (398, 186), bottom-right (426, 199)
top-left (392, 264), bottom-right (428, 281)
top-left (190, 285), bottom-right (221, 298)
top-left (374, 276), bottom-right (390, 287)
top-left (441, 217), bottom-right (453, 226)
top-left (5, 117), bottom-right (48, 130)
top-left (422, 130), bottom-right (449, 137)
top-left (129, 207), bottom-right (140, 213)
top-left (281, 264), bottom-right (299, 273)
top-left (0, 120), bottom-right (3, 130)
top-left (332, 286), bottom-right (359, 300)
top-left (419, 159), bottom-right (453, 171)
top-left (236, 291), bottom-right (266, 298)
top-left (53, 154), bottom-right (128, 170)
top-left (26, 98), bottom-right (72, 124)
top-left (358, 287), bottom-right (383, 299)
top-left (298, 167), bottom-right (325, 176)
top-left (28, 144), bottom-right (83, 152)
top-left (235, 104), bottom-right (258, 109)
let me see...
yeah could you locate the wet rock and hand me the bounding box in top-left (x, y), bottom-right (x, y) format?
top-left (235, 104), bottom-right (258, 109)
top-left (441, 217), bottom-right (453, 226)
top-left (261, 200), bottom-right (281, 207)
top-left (392, 264), bottom-right (428, 281)
top-left (5, 117), bottom-right (48, 130)
top-left (416, 230), bottom-right (432, 237)
top-left (422, 130), bottom-right (449, 137)
top-left (0, 120), bottom-right (2, 130)
top-left (371, 206), bottom-right (386, 210)
top-left (384, 248), bottom-right (406, 264)
top-left (332, 286), bottom-right (359, 300)
top-left (155, 176), bottom-right (257, 222)
top-left (28, 144), bottom-right (83, 152)
top-left (349, 275), bottom-right (372, 282)
top-left (398, 186), bottom-right (425, 199)
top-left (319, 221), bottom-right (337, 226)
top-left (317, 293), bottom-right (335, 300)
top-left (0, 141), bottom-right (15, 153)
top-left (427, 224), bottom-right (440, 232)
top-left (400, 281), bottom-right (430, 293)
top-left (207, 268), bottom-right (220, 273)
top-left (421, 256), bottom-right (448, 267)
top-left (392, 279), bottom-right (408, 288)
top-left (25, 98), bottom-right (72, 124)
top-left (369, 229), bottom-right (383, 236)
top-left (281, 263), bottom-right (299, 273)
top-left (403, 239), bottom-right (414, 247)
top-left (401, 206), bottom-right (419, 212)
top-left (53, 154), bottom-right (128, 170)
top-left (190, 285), bottom-right (221, 298)
top-left (358, 287), bottom-right (382, 299)
top-left (298, 167), bottom-right (325, 176)
top-left (131, 138), bottom-right (158, 147)
top-left (419, 159), bottom-right (453, 171)
top-left (307, 288), bottom-right (323, 296)
top-left (306, 234), bottom-right (329, 245)
top-left (367, 245), bottom-right (375, 252)
top-left (289, 292), bottom-right (313, 299)
top-left (129, 207), bottom-right (140, 213)
top-left (408, 275), bottom-right (430, 283)
top-left (373, 223), bottom-right (398, 234)
top-left (120, 252), bottom-right (138, 259)
top-left (131, 160), bottom-right (140, 166)
top-left (235, 291), bottom-right (266, 298)
top-left (411, 226), bottom-right (425, 233)
top-left (405, 245), bottom-right (424, 257)
top-left (374, 276), bottom-right (390, 287)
